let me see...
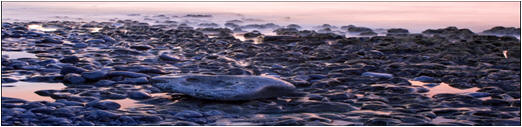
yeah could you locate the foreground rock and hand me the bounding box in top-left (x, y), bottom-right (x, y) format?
top-left (151, 75), bottom-right (296, 101)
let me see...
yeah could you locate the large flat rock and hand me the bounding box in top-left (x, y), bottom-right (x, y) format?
top-left (151, 75), bottom-right (296, 101)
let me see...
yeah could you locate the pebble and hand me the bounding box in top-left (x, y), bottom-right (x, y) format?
top-left (64, 73), bottom-right (86, 84)
top-left (362, 72), bottom-right (393, 79)
top-left (87, 101), bottom-right (121, 110)
top-left (128, 91), bottom-right (152, 100)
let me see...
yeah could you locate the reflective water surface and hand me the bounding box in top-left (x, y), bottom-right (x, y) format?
top-left (2, 2), bottom-right (520, 33)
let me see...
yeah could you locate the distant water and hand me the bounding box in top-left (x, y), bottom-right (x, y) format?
top-left (2, 2), bottom-right (520, 33)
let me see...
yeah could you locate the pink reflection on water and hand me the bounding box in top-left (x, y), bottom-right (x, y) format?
top-left (410, 80), bottom-right (480, 97)
top-left (2, 82), bottom-right (65, 101)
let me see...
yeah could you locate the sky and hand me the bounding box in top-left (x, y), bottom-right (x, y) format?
top-left (2, 2), bottom-right (520, 32)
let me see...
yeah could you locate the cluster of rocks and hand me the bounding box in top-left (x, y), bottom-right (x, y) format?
top-left (1, 17), bottom-right (520, 126)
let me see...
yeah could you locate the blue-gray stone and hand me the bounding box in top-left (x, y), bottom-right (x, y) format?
top-left (128, 91), bottom-right (151, 100)
top-left (151, 75), bottom-right (296, 101)
top-left (87, 101), bottom-right (120, 110)
top-left (107, 71), bottom-right (149, 78)
top-left (413, 76), bottom-right (437, 82)
top-left (467, 92), bottom-right (491, 98)
top-left (64, 73), bottom-right (85, 84)
top-left (81, 71), bottom-right (107, 81)
top-left (361, 72), bottom-right (393, 79)
top-left (95, 80), bottom-right (116, 87)
top-left (424, 83), bottom-right (440, 87)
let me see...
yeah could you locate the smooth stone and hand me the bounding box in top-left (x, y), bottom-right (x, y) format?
top-left (130, 45), bottom-right (153, 50)
top-left (361, 72), bottom-right (393, 79)
top-left (118, 116), bottom-right (138, 125)
top-left (416, 87), bottom-right (430, 93)
top-left (159, 54), bottom-right (181, 61)
top-left (467, 92), bottom-right (491, 98)
top-left (85, 110), bottom-right (120, 121)
top-left (30, 106), bottom-right (56, 114)
top-left (86, 101), bottom-right (121, 110)
top-left (73, 43), bottom-right (88, 48)
top-left (308, 94), bottom-right (324, 100)
top-left (34, 90), bottom-right (57, 96)
top-left (2, 78), bottom-right (18, 83)
top-left (60, 56), bottom-right (80, 63)
top-left (42, 117), bottom-right (72, 125)
top-left (289, 102), bottom-right (357, 113)
top-left (413, 76), bottom-right (437, 83)
top-left (106, 71), bottom-right (149, 78)
top-left (364, 118), bottom-right (401, 126)
top-left (174, 110), bottom-right (203, 120)
top-left (37, 38), bottom-right (63, 44)
top-left (120, 77), bottom-right (149, 84)
top-left (423, 83), bottom-right (440, 87)
top-left (63, 73), bottom-right (86, 84)
top-left (51, 108), bottom-right (75, 117)
top-left (94, 80), bottom-right (116, 87)
top-left (151, 75), bottom-right (296, 101)
top-left (22, 102), bottom-right (46, 109)
top-left (60, 66), bottom-right (87, 75)
top-left (81, 71), bottom-right (107, 81)
top-left (132, 115), bottom-right (162, 123)
top-left (128, 91), bottom-right (152, 100)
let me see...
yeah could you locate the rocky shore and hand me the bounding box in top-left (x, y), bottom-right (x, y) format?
top-left (1, 17), bottom-right (520, 125)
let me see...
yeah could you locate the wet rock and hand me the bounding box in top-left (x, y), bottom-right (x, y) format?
top-left (362, 72), bottom-right (393, 79)
top-left (289, 102), bottom-right (357, 113)
top-left (23, 75), bottom-right (63, 82)
top-left (482, 26), bottom-right (520, 36)
top-left (173, 121), bottom-right (200, 126)
top-left (81, 71), bottom-right (107, 81)
top-left (87, 101), bottom-right (121, 110)
top-left (118, 116), bottom-right (138, 125)
top-left (132, 115), bottom-right (163, 123)
top-left (467, 92), bottom-right (491, 98)
top-left (30, 106), bottom-right (56, 114)
top-left (73, 43), bottom-right (88, 48)
top-left (151, 75), bottom-right (296, 101)
top-left (35, 89), bottom-right (57, 96)
top-left (274, 28), bottom-right (299, 36)
top-left (413, 76), bottom-right (437, 83)
top-left (22, 102), bottom-right (46, 109)
top-left (94, 80), bottom-right (116, 87)
top-left (174, 110), bottom-right (203, 120)
top-left (308, 94), bottom-right (324, 100)
top-left (85, 110), bottom-right (120, 121)
top-left (36, 38), bottom-right (63, 44)
top-left (51, 108), bottom-right (75, 117)
top-left (130, 45), bottom-right (153, 50)
top-left (424, 83), bottom-right (440, 87)
top-left (364, 118), bottom-right (401, 126)
top-left (60, 66), bottom-right (87, 75)
top-left (274, 118), bottom-right (305, 126)
top-left (159, 53), bottom-right (181, 61)
top-left (63, 73), bottom-right (85, 84)
top-left (361, 103), bottom-right (391, 110)
top-left (416, 87), bottom-right (429, 93)
top-left (120, 77), bottom-right (149, 84)
top-left (386, 28), bottom-right (409, 36)
top-left (128, 91), bottom-right (151, 100)
top-left (325, 93), bottom-right (357, 100)
top-left (1, 78), bottom-right (18, 83)
top-left (107, 71), bottom-right (149, 78)
top-left (41, 117), bottom-right (72, 125)
top-left (482, 99), bottom-right (511, 107)
top-left (60, 56), bottom-right (80, 63)
top-left (263, 36), bottom-right (303, 43)
top-left (244, 30), bottom-right (262, 38)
